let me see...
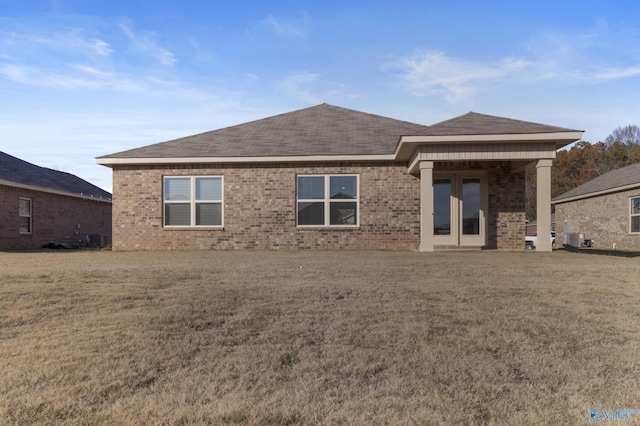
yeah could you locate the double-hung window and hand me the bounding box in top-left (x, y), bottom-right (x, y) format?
top-left (164, 176), bottom-right (223, 227)
top-left (19, 198), bottom-right (31, 234)
top-left (297, 175), bottom-right (358, 226)
top-left (631, 196), bottom-right (640, 233)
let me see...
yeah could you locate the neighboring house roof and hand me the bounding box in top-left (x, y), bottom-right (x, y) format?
top-left (0, 151), bottom-right (112, 200)
top-left (97, 103), bottom-right (583, 165)
top-left (424, 112), bottom-right (577, 136)
top-left (526, 213), bottom-right (556, 228)
top-left (552, 162), bottom-right (640, 204)
top-left (98, 103), bottom-right (432, 159)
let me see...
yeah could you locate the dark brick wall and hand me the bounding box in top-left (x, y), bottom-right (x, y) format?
top-left (0, 184), bottom-right (112, 250)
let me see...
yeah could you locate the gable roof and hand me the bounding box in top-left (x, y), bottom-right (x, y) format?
top-left (98, 104), bottom-right (432, 160)
top-left (0, 151), bottom-right (112, 201)
top-left (552, 161), bottom-right (640, 204)
top-left (424, 112), bottom-right (578, 136)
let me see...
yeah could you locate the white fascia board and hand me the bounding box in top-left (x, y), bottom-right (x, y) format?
top-left (96, 154), bottom-right (396, 166)
top-left (552, 182), bottom-right (640, 205)
top-left (0, 179), bottom-right (112, 202)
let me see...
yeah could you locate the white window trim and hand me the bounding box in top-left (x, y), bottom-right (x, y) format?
top-left (163, 176), bottom-right (224, 228)
top-left (296, 174), bottom-right (360, 227)
top-left (19, 197), bottom-right (32, 234)
top-left (630, 196), bottom-right (640, 234)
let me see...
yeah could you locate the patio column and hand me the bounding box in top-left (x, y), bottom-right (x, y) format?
top-left (420, 161), bottom-right (434, 252)
top-left (536, 159), bottom-right (553, 252)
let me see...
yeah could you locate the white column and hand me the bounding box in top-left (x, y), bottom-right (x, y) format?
top-left (420, 161), bottom-right (434, 252)
top-left (536, 159), bottom-right (553, 252)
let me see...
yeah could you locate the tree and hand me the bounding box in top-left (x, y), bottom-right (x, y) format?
top-left (603, 125), bottom-right (640, 170)
top-left (526, 125), bottom-right (640, 222)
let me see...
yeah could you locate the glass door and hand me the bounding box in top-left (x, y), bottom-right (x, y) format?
top-left (459, 178), bottom-right (484, 246)
top-left (433, 173), bottom-right (486, 247)
top-left (433, 178), bottom-right (455, 245)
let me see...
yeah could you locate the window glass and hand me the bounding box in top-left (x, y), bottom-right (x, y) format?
top-left (164, 176), bottom-right (223, 227)
top-left (330, 202), bottom-right (357, 225)
top-left (196, 177), bottom-right (222, 200)
top-left (19, 199), bottom-right (31, 216)
top-left (165, 203), bottom-right (191, 226)
top-left (196, 203), bottom-right (222, 226)
top-left (297, 175), bottom-right (358, 226)
top-left (19, 198), bottom-right (31, 234)
top-left (165, 178), bottom-right (190, 200)
top-left (632, 197), bottom-right (640, 233)
top-left (434, 179), bottom-right (451, 235)
top-left (298, 202), bottom-right (325, 225)
top-left (297, 176), bottom-right (324, 199)
top-left (462, 178), bottom-right (481, 235)
top-left (330, 176), bottom-right (357, 199)
top-left (19, 217), bottom-right (31, 233)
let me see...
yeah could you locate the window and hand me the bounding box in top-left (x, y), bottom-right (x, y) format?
top-left (297, 175), bottom-right (358, 226)
top-left (19, 198), bottom-right (31, 234)
top-left (164, 177), bottom-right (223, 227)
top-left (631, 197), bottom-right (640, 233)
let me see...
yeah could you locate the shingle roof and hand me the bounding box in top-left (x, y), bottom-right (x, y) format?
top-left (99, 103), bottom-right (432, 159)
top-left (425, 112), bottom-right (578, 136)
top-left (98, 104), bottom-right (582, 162)
top-left (553, 162), bottom-right (640, 203)
top-left (0, 151), bottom-right (112, 200)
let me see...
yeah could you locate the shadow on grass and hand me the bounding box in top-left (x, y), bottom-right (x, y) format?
top-left (562, 245), bottom-right (640, 258)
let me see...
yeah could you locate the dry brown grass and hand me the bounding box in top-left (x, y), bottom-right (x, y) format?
top-left (1, 249), bottom-right (639, 425)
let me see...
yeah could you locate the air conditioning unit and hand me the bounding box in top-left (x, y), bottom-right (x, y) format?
top-left (565, 232), bottom-right (584, 248)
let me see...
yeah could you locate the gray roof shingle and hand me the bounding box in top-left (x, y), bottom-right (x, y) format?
top-left (99, 104), bottom-right (432, 159)
top-left (425, 112), bottom-right (578, 136)
top-left (98, 104), bottom-right (582, 161)
top-left (0, 151), bottom-right (112, 200)
top-left (553, 162), bottom-right (640, 203)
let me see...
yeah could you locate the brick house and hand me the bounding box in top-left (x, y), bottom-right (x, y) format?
top-left (552, 162), bottom-right (640, 250)
top-left (97, 104), bottom-right (582, 251)
top-left (0, 151), bottom-right (112, 250)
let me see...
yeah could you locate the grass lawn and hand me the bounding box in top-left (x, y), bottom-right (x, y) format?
top-left (1, 249), bottom-right (639, 425)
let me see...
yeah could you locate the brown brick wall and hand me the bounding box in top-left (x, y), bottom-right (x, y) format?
top-left (0, 184), bottom-right (112, 250)
top-left (554, 188), bottom-right (640, 250)
top-left (111, 161), bottom-right (525, 251)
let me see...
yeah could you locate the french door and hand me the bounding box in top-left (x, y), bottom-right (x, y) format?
top-left (433, 173), bottom-right (487, 247)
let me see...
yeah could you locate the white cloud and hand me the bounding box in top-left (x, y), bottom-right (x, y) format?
top-left (1, 28), bottom-right (113, 57)
top-left (263, 14), bottom-right (307, 37)
top-left (391, 50), bottom-right (530, 102)
top-left (276, 71), bottom-right (352, 104)
top-left (524, 23), bottom-right (640, 84)
top-left (277, 71), bottom-right (322, 103)
top-left (118, 21), bottom-right (177, 66)
top-left (595, 65), bottom-right (640, 81)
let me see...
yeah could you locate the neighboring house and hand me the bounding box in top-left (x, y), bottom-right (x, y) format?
top-left (552, 162), bottom-right (640, 250)
top-left (0, 151), bottom-right (112, 250)
top-left (97, 104), bottom-right (582, 251)
top-left (525, 213), bottom-right (556, 236)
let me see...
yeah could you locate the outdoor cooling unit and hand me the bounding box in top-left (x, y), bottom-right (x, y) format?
top-left (564, 232), bottom-right (584, 248)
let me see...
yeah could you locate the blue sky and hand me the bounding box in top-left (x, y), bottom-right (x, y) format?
top-left (2, 0), bottom-right (640, 191)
